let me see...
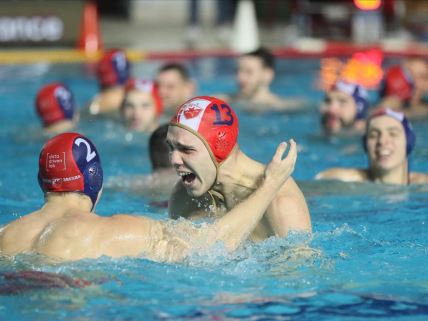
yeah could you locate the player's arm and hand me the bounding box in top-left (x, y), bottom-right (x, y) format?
top-left (184, 140), bottom-right (298, 252)
top-left (265, 177), bottom-right (311, 237)
top-left (123, 141), bottom-right (297, 262)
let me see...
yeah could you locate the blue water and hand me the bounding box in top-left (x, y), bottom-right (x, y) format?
top-left (0, 58), bottom-right (427, 321)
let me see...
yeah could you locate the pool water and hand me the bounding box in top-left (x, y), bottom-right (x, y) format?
top-left (0, 58), bottom-right (427, 321)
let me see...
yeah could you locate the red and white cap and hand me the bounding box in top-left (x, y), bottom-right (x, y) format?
top-left (124, 78), bottom-right (163, 116)
top-left (170, 96), bottom-right (239, 164)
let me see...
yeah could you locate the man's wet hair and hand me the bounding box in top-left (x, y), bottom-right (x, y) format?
top-left (242, 47), bottom-right (275, 70)
top-left (149, 123), bottom-right (171, 171)
top-left (157, 63), bottom-right (191, 81)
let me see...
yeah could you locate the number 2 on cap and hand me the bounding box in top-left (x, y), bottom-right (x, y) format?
top-left (75, 138), bottom-right (96, 162)
top-left (211, 104), bottom-right (234, 126)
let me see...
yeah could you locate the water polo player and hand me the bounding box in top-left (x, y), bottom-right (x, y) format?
top-left (121, 78), bottom-right (163, 133)
top-left (316, 108), bottom-right (428, 185)
top-left (88, 48), bottom-right (131, 115)
top-left (379, 57), bottom-right (428, 118)
top-left (320, 80), bottom-right (369, 135)
top-left (0, 132), bottom-right (298, 261)
top-left (35, 82), bottom-right (77, 135)
top-left (167, 96), bottom-right (311, 240)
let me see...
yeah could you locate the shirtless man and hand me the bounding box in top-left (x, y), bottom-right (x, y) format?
top-left (35, 83), bottom-right (78, 135)
top-left (221, 47), bottom-right (304, 112)
top-left (88, 49), bottom-right (131, 116)
top-left (121, 78), bottom-right (163, 133)
top-left (320, 80), bottom-right (369, 136)
top-left (167, 96), bottom-right (311, 241)
top-left (156, 63), bottom-right (195, 116)
top-left (0, 132), bottom-right (298, 262)
top-left (379, 57), bottom-right (428, 119)
top-left (316, 108), bottom-right (428, 185)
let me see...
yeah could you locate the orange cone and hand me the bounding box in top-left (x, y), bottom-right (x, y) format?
top-left (78, 0), bottom-right (103, 55)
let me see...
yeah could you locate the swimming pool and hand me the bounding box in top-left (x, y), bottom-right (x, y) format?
top-left (0, 58), bottom-right (427, 321)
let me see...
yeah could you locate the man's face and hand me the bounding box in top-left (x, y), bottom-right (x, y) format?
top-left (237, 56), bottom-right (270, 97)
top-left (366, 115), bottom-right (407, 172)
top-left (320, 90), bottom-right (357, 134)
top-left (122, 90), bottom-right (157, 132)
top-left (166, 126), bottom-right (217, 197)
top-left (407, 59), bottom-right (428, 96)
top-left (156, 70), bottom-right (193, 112)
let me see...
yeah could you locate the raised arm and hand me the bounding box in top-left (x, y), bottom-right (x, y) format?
top-left (101, 141), bottom-right (298, 263)
top-left (194, 140), bottom-right (298, 251)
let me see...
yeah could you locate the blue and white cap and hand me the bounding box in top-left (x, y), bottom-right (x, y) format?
top-left (335, 80), bottom-right (369, 120)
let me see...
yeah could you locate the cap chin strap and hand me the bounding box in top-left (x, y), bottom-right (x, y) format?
top-left (169, 123), bottom-right (220, 186)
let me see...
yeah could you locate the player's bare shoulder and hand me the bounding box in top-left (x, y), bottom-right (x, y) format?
top-left (0, 210), bottom-right (46, 252)
top-left (316, 168), bottom-right (368, 182)
top-left (410, 172), bottom-right (428, 184)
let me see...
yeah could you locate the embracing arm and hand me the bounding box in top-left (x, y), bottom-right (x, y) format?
top-left (192, 140), bottom-right (298, 252)
top-left (265, 177), bottom-right (311, 237)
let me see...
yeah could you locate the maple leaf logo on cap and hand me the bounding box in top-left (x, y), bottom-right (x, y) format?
top-left (183, 105), bottom-right (202, 119)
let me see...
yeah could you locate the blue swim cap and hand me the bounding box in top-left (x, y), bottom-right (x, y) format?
top-left (334, 80), bottom-right (369, 120)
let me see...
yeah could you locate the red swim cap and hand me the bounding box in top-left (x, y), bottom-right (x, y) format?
top-left (35, 83), bottom-right (75, 127)
top-left (170, 96), bottom-right (239, 164)
top-left (97, 49), bottom-right (130, 89)
top-left (124, 78), bottom-right (163, 116)
top-left (38, 133), bottom-right (103, 210)
top-left (380, 65), bottom-right (414, 103)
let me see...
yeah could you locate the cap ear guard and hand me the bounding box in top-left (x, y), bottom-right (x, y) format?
top-left (82, 161), bottom-right (103, 206)
top-left (72, 137), bottom-right (103, 210)
top-left (353, 86), bottom-right (369, 120)
top-left (112, 51), bottom-right (130, 85)
top-left (55, 85), bottom-right (75, 120)
top-left (402, 117), bottom-right (416, 155)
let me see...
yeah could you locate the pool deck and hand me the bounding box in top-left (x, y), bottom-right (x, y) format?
top-left (1, 17), bottom-right (428, 64)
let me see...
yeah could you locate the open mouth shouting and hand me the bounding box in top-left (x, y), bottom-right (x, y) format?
top-left (177, 171), bottom-right (196, 186)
